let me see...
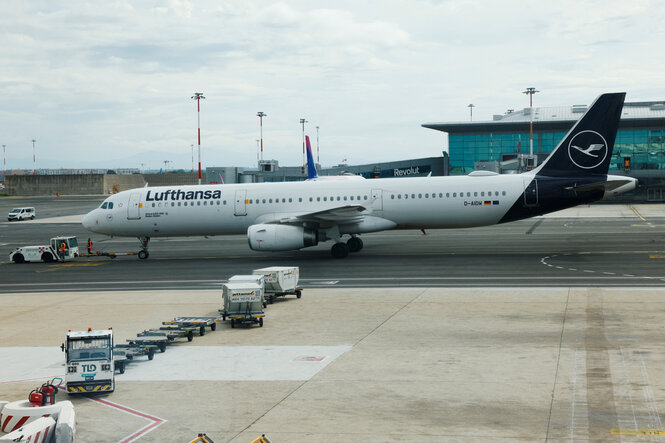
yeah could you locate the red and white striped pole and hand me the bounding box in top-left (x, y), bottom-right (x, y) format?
top-left (191, 93), bottom-right (205, 185)
top-left (257, 112), bottom-right (266, 161)
top-left (300, 118), bottom-right (307, 166)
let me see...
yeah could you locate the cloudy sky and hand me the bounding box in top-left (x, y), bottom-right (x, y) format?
top-left (1, 0), bottom-right (664, 171)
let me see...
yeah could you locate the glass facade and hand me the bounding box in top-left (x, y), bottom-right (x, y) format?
top-left (449, 128), bottom-right (665, 174)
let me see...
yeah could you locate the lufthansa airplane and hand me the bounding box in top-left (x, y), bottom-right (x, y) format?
top-left (83, 92), bottom-right (636, 259)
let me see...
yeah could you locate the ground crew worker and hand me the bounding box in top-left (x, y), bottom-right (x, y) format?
top-left (59, 241), bottom-right (66, 260)
top-left (87, 238), bottom-right (93, 254)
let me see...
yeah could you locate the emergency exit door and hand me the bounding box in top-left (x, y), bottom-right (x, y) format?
top-left (523, 179), bottom-right (538, 207)
top-left (234, 190), bottom-right (247, 216)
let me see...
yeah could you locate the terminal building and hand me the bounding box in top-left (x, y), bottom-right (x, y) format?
top-left (423, 100), bottom-right (665, 201)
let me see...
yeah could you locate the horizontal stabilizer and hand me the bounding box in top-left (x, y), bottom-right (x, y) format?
top-left (565, 179), bottom-right (633, 193)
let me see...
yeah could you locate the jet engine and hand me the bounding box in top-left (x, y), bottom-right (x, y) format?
top-left (247, 224), bottom-right (318, 251)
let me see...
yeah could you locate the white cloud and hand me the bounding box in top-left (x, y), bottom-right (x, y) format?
top-left (0, 0), bottom-right (664, 170)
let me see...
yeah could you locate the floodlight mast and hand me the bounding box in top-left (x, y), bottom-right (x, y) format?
top-left (191, 92), bottom-right (205, 185)
top-left (523, 87), bottom-right (539, 158)
top-left (468, 104), bottom-right (474, 122)
top-left (32, 139), bottom-right (36, 175)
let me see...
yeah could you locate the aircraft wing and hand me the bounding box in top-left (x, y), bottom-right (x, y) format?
top-left (266, 204), bottom-right (369, 226)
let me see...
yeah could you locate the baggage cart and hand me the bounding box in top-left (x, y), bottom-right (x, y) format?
top-left (228, 275), bottom-right (266, 307)
top-left (252, 266), bottom-right (302, 304)
top-left (161, 316), bottom-right (220, 336)
top-left (220, 283), bottom-right (265, 328)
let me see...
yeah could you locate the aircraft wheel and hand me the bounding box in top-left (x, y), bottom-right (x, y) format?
top-left (138, 250), bottom-right (149, 260)
top-left (347, 237), bottom-right (363, 252)
top-left (331, 242), bottom-right (350, 259)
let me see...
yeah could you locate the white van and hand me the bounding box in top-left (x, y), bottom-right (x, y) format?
top-left (8, 207), bottom-right (36, 221)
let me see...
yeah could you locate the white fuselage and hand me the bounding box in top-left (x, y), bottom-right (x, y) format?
top-left (83, 174), bottom-right (529, 238)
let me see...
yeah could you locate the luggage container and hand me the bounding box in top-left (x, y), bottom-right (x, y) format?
top-left (228, 274), bottom-right (266, 307)
top-left (252, 266), bottom-right (302, 304)
top-left (220, 283), bottom-right (264, 328)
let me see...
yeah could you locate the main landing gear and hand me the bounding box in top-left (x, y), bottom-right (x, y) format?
top-left (330, 236), bottom-right (364, 259)
top-left (138, 236), bottom-right (150, 260)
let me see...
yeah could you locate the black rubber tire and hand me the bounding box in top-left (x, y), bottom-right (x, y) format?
top-left (138, 250), bottom-right (149, 260)
top-left (347, 237), bottom-right (363, 252)
top-left (296, 290), bottom-right (302, 299)
top-left (268, 297), bottom-right (274, 304)
top-left (12, 253), bottom-right (25, 264)
top-left (259, 318), bottom-right (263, 327)
top-left (187, 331), bottom-right (193, 342)
top-left (331, 242), bottom-right (350, 259)
top-left (211, 322), bottom-right (216, 331)
top-left (116, 362), bottom-right (125, 374)
top-left (31, 215), bottom-right (34, 220)
top-left (231, 319), bottom-right (235, 328)
top-left (222, 314), bottom-right (226, 321)
top-left (159, 343), bottom-right (166, 353)
top-left (263, 302), bottom-right (267, 308)
top-left (199, 326), bottom-right (205, 336)
top-left (148, 349), bottom-right (154, 360)
top-left (41, 252), bottom-right (54, 263)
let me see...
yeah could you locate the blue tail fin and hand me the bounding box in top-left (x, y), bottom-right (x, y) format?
top-left (305, 136), bottom-right (318, 179)
top-left (536, 92), bottom-right (625, 177)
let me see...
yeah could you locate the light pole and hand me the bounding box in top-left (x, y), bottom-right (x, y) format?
top-left (468, 104), bottom-right (474, 122)
top-left (190, 144), bottom-right (194, 174)
top-left (32, 139), bottom-right (36, 175)
top-left (163, 160), bottom-right (170, 173)
top-left (256, 140), bottom-right (260, 163)
top-left (191, 92), bottom-right (205, 185)
top-left (2, 144), bottom-right (5, 181)
top-left (316, 126), bottom-right (320, 164)
top-left (300, 118), bottom-right (308, 165)
top-left (257, 112), bottom-right (267, 161)
top-left (523, 87), bottom-right (539, 158)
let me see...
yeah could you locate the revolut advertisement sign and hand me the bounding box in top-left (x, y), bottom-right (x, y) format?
top-left (387, 165), bottom-right (431, 177)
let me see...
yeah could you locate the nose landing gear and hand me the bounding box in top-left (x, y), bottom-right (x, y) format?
top-left (138, 237), bottom-right (150, 260)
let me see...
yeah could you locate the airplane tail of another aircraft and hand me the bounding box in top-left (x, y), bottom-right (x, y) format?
top-left (305, 136), bottom-right (318, 180)
top-left (534, 92), bottom-right (625, 177)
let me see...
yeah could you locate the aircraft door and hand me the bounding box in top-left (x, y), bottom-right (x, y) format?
top-left (371, 189), bottom-right (383, 211)
top-left (523, 179), bottom-right (538, 207)
top-left (234, 190), bottom-right (247, 216)
top-left (127, 193), bottom-right (141, 219)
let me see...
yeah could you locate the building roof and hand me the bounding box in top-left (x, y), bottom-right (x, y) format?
top-left (423, 101), bottom-right (665, 134)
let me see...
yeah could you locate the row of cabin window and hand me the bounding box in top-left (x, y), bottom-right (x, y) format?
top-left (248, 195), bottom-right (371, 204)
top-left (151, 200), bottom-right (227, 208)
top-left (390, 190), bottom-right (507, 200)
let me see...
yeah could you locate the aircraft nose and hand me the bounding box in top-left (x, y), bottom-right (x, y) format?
top-left (82, 211), bottom-right (97, 231)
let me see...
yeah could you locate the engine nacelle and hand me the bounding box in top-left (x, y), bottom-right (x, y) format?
top-left (247, 224), bottom-right (318, 251)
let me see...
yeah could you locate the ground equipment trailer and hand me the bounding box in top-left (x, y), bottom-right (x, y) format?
top-left (10, 236), bottom-right (79, 263)
top-left (161, 316), bottom-right (220, 336)
top-left (220, 283), bottom-right (265, 328)
top-left (62, 328), bottom-right (116, 393)
top-left (253, 267), bottom-right (302, 304)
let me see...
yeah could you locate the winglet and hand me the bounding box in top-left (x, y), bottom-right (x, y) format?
top-left (305, 135), bottom-right (318, 180)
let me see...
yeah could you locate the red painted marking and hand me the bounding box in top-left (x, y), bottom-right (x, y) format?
top-left (88, 397), bottom-right (166, 442)
top-left (34, 430), bottom-right (41, 442)
top-left (11, 415), bottom-right (30, 432)
top-left (2, 414), bottom-right (13, 431)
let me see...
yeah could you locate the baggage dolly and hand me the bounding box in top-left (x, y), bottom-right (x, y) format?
top-left (161, 316), bottom-right (220, 337)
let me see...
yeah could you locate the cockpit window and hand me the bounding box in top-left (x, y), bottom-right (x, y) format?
top-left (108, 202), bottom-right (114, 209)
top-left (101, 202), bottom-right (108, 209)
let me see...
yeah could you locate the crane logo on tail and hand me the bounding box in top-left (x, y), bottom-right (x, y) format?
top-left (567, 130), bottom-right (608, 169)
